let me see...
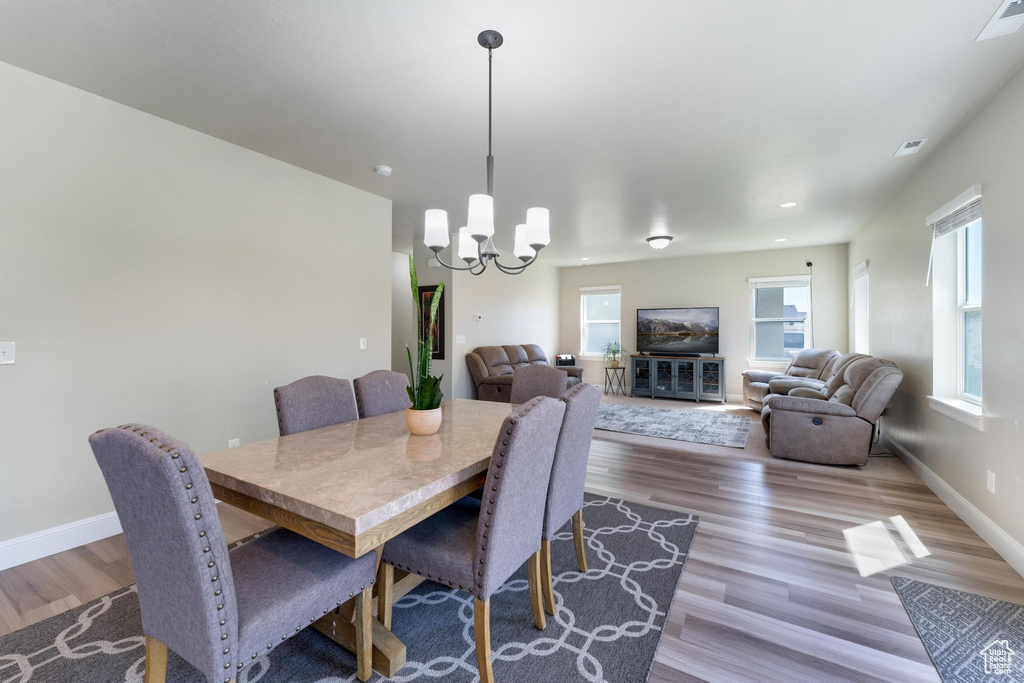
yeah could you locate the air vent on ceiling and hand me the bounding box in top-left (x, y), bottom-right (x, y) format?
top-left (977, 0), bottom-right (1024, 41)
top-left (894, 138), bottom-right (929, 157)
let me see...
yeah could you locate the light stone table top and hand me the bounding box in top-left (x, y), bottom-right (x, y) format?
top-left (201, 399), bottom-right (512, 557)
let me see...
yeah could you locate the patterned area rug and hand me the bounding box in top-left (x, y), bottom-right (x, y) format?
top-left (595, 402), bottom-right (751, 448)
top-left (0, 494), bottom-right (697, 683)
top-left (892, 576), bottom-right (1024, 682)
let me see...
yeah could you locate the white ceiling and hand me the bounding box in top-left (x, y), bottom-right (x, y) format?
top-left (2, 1), bottom-right (1023, 265)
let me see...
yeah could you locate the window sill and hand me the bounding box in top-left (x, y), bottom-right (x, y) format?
top-left (927, 396), bottom-right (985, 431)
top-left (747, 359), bottom-right (790, 369)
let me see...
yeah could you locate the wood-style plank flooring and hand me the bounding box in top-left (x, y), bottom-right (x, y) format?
top-left (3, 425), bottom-right (1024, 682)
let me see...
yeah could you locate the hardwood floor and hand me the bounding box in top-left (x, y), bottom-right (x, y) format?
top-left (3, 430), bottom-right (1024, 682)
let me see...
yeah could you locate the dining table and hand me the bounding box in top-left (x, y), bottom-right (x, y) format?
top-left (200, 398), bottom-right (513, 678)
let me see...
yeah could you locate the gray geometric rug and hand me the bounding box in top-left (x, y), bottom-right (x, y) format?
top-left (0, 494), bottom-right (698, 683)
top-left (595, 402), bottom-right (751, 448)
top-left (892, 576), bottom-right (1024, 682)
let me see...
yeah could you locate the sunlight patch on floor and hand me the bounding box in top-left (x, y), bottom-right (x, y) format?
top-left (843, 516), bottom-right (931, 577)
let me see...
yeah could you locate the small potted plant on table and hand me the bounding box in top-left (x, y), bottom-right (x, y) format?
top-left (406, 256), bottom-right (445, 435)
top-left (602, 341), bottom-right (625, 368)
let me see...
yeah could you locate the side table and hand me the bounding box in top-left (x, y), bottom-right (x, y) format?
top-left (604, 365), bottom-right (627, 397)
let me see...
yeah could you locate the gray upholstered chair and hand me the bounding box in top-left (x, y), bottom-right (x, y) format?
top-left (377, 397), bottom-right (566, 683)
top-left (741, 348), bottom-right (839, 409)
top-left (273, 375), bottom-right (358, 436)
top-left (509, 364), bottom-right (568, 404)
top-left (88, 424), bottom-right (377, 683)
top-left (766, 352), bottom-right (871, 399)
top-left (761, 358), bottom-right (904, 465)
top-left (353, 369), bottom-right (411, 418)
top-left (538, 383), bottom-right (602, 616)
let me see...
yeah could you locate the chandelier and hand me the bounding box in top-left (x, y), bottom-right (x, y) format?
top-left (423, 30), bottom-right (550, 275)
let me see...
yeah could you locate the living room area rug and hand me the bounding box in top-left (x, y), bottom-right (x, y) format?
top-left (891, 576), bottom-right (1024, 682)
top-left (596, 401), bottom-right (752, 448)
top-left (0, 493), bottom-right (698, 683)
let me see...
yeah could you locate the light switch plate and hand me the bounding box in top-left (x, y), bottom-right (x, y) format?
top-left (455, 335), bottom-right (466, 344)
top-left (359, 337), bottom-right (368, 350)
top-left (0, 342), bottom-right (14, 364)
top-left (987, 470), bottom-right (996, 494)
top-left (228, 438), bottom-right (240, 448)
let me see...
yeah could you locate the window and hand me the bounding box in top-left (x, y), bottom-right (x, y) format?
top-left (852, 261), bottom-right (869, 354)
top-left (749, 276), bottom-right (811, 361)
top-left (958, 220), bottom-right (982, 403)
top-left (926, 185), bottom-right (983, 429)
top-left (580, 286), bottom-right (621, 356)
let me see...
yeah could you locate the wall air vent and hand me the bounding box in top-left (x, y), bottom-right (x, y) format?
top-left (893, 138), bottom-right (929, 157)
top-left (977, 0), bottom-right (1024, 41)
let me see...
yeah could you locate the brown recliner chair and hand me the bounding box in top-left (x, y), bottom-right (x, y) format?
top-left (466, 344), bottom-right (583, 402)
top-left (761, 357), bottom-right (904, 465)
top-left (741, 348), bottom-right (839, 409)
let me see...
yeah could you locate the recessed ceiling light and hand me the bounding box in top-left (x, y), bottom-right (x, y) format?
top-left (580, 257), bottom-right (590, 261)
top-left (780, 202), bottom-right (798, 208)
top-left (775, 238), bottom-right (788, 242)
top-left (646, 236), bottom-right (673, 249)
top-left (374, 165), bottom-right (393, 176)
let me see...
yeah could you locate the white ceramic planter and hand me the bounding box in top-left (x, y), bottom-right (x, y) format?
top-left (406, 407), bottom-right (443, 436)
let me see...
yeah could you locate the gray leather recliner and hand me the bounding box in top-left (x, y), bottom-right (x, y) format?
top-left (741, 348), bottom-right (840, 409)
top-left (466, 345), bottom-right (583, 402)
top-left (761, 357), bottom-right (904, 466)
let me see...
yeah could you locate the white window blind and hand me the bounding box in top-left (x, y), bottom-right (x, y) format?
top-left (925, 185), bottom-right (982, 285)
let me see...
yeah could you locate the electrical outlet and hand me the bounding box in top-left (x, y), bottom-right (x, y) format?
top-left (987, 470), bottom-right (996, 494)
top-left (359, 337), bottom-right (368, 350)
top-left (228, 438), bottom-right (240, 448)
top-left (0, 342), bottom-right (14, 364)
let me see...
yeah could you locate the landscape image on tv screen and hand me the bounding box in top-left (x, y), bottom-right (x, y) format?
top-left (637, 307), bottom-right (719, 354)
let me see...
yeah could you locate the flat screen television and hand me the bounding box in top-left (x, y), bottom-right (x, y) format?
top-left (636, 307), bottom-right (720, 356)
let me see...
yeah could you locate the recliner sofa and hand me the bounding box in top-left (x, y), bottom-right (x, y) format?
top-left (742, 348), bottom-right (840, 409)
top-left (761, 357), bottom-right (903, 465)
top-left (466, 344), bottom-right (582, 402)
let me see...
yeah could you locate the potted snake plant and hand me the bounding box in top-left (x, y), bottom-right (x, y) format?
top-left (406, 256), bottom-right (445, 435)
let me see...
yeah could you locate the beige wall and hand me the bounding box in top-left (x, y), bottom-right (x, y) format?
top-left (390, 252), bottom-right (416, 374)
top-left (848, 65), bottom-right (1024, 545)
top-left (0, 63), bottom-right (392, 541)
top-left (557, 244), bottom-right (850, 397)
top-left (452, 263), bottom-right (560, 399)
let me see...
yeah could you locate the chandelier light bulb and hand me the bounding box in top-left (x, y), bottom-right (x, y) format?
top-left (457, 228), bottom-right (478, 263)
top-left (467, 194), bottom-right (495, 241)
top-left (525, 207), bottom-right (550, 248)
top-left (424, 209), bottom-right (450, 249)
top-left (513, 224), bottom-right (536, 261)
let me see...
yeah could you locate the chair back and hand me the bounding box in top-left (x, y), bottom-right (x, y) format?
top-left (845, 358), bottom-right (904, 423)
top-left (273, 375), bottom-right (358, 436)
top-left (821, 353), bottom-right (871, 398)
top-left (510, 365), bottom-right (567, 404)
top-left (473, 397), bottom-right (566, 598)
top-left (785, 348), bottom-right (839, 380)
top-left (88, 425), bottom-right (238, 682)
top-left (543, 383), bottom-right (602, 539)
top-left (353, 370), bottom-right (411, 418)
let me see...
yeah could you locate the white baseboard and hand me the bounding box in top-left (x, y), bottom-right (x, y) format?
top-left (883, 433), bottom-right (1024, 579)
top-left (0, 511), bottom-right (122, 571)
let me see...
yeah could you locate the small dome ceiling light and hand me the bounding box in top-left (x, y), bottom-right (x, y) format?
top-left (375, 165), bottom-right (393, 177)
top-left (646, 236), bottom-right (673, 250)
top-left (780, 202), bottom-right (798, 208)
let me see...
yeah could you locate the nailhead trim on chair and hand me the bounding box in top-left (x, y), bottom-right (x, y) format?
top-left (113, 424), bottom-right (236, 677)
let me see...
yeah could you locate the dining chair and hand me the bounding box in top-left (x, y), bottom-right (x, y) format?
top-left (88, 424), bottom-right (377, 683)
top-left (273, 375), bottom-right (358, 436)
top-left (538, 382), bottom-right (602, 616)
top-left (353, 369), bottom-right (411, 418)
top-left (509, 365), bottom-right (568, 404)
top-left (377, 397), bottom-right (566, 683)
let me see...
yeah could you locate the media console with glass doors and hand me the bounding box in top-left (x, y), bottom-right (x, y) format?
top-left (630, 355), bottom-right (726, 403)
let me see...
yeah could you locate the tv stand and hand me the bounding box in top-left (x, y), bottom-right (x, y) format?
top-left (629, 354), bottom-right (726, 403)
